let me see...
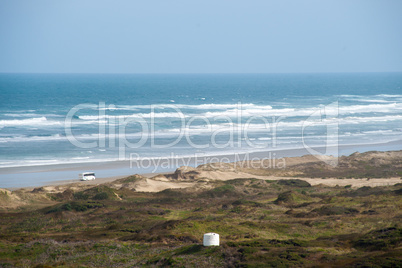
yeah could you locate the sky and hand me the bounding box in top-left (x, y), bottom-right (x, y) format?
top-left (0, 0), bottom-right (402, 73)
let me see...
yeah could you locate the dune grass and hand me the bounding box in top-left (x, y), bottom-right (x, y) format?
top-left (0, 178), bottom-right (401, 267)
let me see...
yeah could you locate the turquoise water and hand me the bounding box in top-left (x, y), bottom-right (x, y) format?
top-left (1, 73), bottom-right (402, 171)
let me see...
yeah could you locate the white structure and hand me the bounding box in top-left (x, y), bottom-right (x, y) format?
top-left (79, 172), bottom-right (96, 181)
top-left (203, 233), bottom-right (219, 246)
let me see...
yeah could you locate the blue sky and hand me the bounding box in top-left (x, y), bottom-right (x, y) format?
top-left (1, 0), bottom-right (401, 73)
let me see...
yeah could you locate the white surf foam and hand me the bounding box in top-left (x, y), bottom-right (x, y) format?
top-left (0, 117), bottom-right (62, 127)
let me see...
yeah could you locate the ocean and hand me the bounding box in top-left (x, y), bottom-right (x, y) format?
top-left (1, 73), bottom-right (402, 187)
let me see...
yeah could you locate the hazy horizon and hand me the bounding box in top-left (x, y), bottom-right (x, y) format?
top-left (1, 71), bottom-right (402, 75)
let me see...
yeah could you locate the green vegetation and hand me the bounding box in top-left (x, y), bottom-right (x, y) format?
top-left (0, 178), bottom-right (401, 267)
top-left (277, 179), bottom-right (311, 187)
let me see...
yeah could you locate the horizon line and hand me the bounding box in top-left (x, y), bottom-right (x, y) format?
top-left (1, 71), bottom-right (402, 75)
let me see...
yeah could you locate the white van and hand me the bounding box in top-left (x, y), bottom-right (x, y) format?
top-left (79, 172), bottom-right (96, 181)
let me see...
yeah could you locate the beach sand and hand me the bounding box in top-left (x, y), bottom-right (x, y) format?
top-left (0, 149), bottom-right (401, 211)
top-left (3, 150), bottom-right (399, 193)
top-left (2, 139), bottom-right (402, 190)
top-left (1, 140), bottom-right (402, 191)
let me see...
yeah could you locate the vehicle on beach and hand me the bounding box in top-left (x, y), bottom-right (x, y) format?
top-left (79, 172), bottom-right (96, 181)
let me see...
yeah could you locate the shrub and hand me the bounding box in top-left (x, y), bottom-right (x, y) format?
top-left (46, 201), bottom-right (104, 213)
top-left (353, 227), bottom-right (402, 251)
top-left (200, 184), bottom-right (239, 198)
top-left (174, 244), bottom-right (203, 255)
top-left (93, 192), bottom-right (109, 200)
top-left (277, 179), bottom-right (311, 187)
top-left (73, 191), bottom-right (89, 200)
top-left (213, 185), bottom-right (235, 192)
top-left (312, 206), bottom-right (359, 216)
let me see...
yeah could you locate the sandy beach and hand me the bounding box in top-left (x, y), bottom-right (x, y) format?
top-left (1, 140), bottom-right (402, 190)
top-left (2, 148), bottom-right (400, 194)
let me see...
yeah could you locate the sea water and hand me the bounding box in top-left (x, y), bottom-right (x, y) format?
top-left (1, 73), bottom-right (402, 187)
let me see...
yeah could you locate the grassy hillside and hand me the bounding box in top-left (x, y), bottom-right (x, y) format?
top-left (0, 177), bottom-right (401, 267)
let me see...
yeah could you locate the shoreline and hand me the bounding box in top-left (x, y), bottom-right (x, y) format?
top-left (1, 140), bottom-right (402, 189)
